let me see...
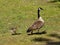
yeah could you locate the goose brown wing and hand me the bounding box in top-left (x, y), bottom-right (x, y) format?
top-left (29, 21), bottom-right (44, 30)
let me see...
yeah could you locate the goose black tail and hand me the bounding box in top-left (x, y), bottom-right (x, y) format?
top-left (27, 29), bottom-right (31, 33)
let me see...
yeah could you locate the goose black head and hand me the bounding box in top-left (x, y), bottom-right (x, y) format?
top-left (38, 7), bottom-right (43, 11)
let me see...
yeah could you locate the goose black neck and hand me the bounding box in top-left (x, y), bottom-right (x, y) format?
top-left (38, 10), bottom-right (40, 19)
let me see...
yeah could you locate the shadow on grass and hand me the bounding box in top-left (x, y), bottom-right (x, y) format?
top-left (32, 37), bottom-right (51, 42)
top-left (48, 33), bottom-right (60, 39)
top-left (28, 31), bottom-right (47, 35)
top-left (46, 41), bottom-right (60, 45)
top-left (48, 0), bottom-right (60, 3)
top-left (32, 37), bottom-right (60, 45)
top-left (12, 33), bottom-right (21, 35)
top-left (57, 4), bottom-right (60, 8)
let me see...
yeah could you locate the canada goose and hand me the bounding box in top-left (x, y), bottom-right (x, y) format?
top-left (27, 7), bottom-right (44, 34)
top-left (10, 27), bottom-right (17, 35)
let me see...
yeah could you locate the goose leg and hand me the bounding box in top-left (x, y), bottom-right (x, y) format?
top-left (38, 29), bottom-right (39, 33)
top-left (31, 30), bottom-right (33, 34)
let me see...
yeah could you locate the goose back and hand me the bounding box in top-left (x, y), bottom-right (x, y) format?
top-left (28, 20), bottom-right (44, 30)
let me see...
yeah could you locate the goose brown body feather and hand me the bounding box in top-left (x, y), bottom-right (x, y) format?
top-left (27, 20), bottom-right (44, 32)
top-left (29, 21), bottom-right (44, 30)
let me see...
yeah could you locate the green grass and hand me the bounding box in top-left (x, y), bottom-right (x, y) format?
top-left (0, 0), bottom-right (60, 45)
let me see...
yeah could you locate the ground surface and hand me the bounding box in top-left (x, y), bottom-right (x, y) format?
top-left (0, 0), bottom-right (60, 45)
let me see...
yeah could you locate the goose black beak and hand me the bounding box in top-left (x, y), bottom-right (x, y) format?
top-left (40, 8), bottom-right (43, 10)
